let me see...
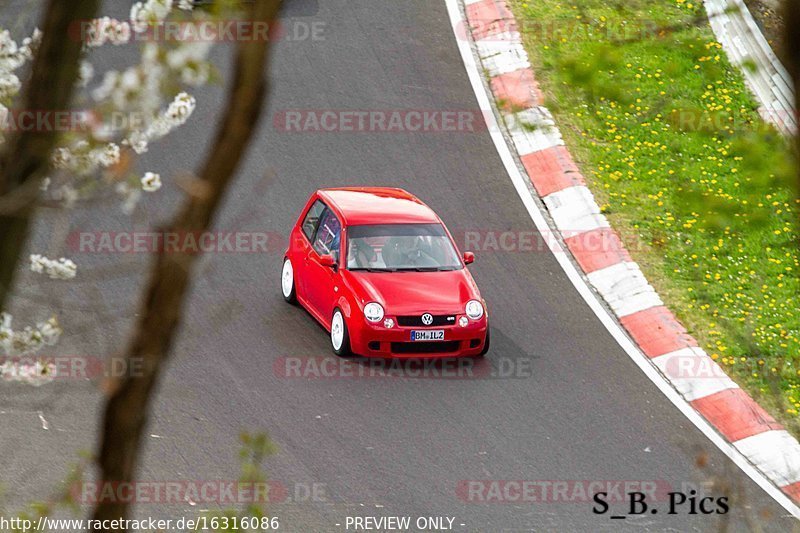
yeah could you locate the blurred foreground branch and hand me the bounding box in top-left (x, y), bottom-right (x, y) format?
top-left (90, 1), bottom-right (283, 526)
top-left (0, 0), bottom-right (100, 311)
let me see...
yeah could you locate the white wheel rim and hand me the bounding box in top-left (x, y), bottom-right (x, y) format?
top-left (331, 311), bottom-right (344, 351)
top-left (281, 259), bottom-right (293, 298)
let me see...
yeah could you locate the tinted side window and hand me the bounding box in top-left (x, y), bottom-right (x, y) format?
top-left (301, 200), bottom-right (326, 241)
top-left (313, 209), bottom-right (342, 260)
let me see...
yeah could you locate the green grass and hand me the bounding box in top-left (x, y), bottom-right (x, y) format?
top-left (508, 0), bottom-right (800, 431)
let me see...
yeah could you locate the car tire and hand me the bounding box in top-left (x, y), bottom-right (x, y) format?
top-left (478, 328), bottom-right (490, 357)
top-left (330, 308), bottom-right (353, 357)
top-left (281, 258), bottom-right (296, 303)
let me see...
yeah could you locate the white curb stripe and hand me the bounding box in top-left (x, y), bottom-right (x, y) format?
top-left (586, 261), bottom-right (664, 318)
top-left (445, 0), bottom-right (800, 517)
top-left (652, 347), bottom-right (740, 402)
top-left (542, 186), bottom-right (610, 235)
top-left (475, 32), bottom-right (531, 76)
top-left (734, 430), bottom-right (800, 487)
top-left (503, 107), bottom-right (564, 155)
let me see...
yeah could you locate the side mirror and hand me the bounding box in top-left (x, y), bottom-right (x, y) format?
top-left (463, 252), bottom-right (475, 265)
top-left (319, 254), bottom-right (336, 268)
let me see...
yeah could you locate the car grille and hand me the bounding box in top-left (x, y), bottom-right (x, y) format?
top-left (396, 315), bottom-right (457, 327)
top-left (390, 341), bottom-right (460, 354)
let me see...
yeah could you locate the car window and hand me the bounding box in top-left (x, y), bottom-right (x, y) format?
top-left (346, 224), bottom-right (462, 271)
top-left (301, 200), bottom-right (326, 241)
top-left (312, 208), bottom-right (342, 260)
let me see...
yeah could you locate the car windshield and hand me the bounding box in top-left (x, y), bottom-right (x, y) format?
top-left (347, 224), bottom-right (462, 271)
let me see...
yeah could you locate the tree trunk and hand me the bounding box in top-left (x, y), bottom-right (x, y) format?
top-left (0, 0), bottom-right (100, 311)
top-left (90, 1), bottom-right (283, 527)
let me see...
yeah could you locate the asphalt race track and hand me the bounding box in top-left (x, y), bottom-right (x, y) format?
top-left (1, 1), bottom-right (796, 531)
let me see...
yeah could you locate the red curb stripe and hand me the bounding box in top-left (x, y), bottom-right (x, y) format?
top-left (466, 0), bottom-right (516, 41)
top-left (782, 481), bottom-right (800, 505)
top-left (521, 146), bottom-right (585, 197)
top-left (462, 0), bottom-right (800, 506)
top-left (564, 228), bottom-right (632, 274)
top-left (619, 306), bottom-right (698, 358)
top-left (692, 389), bottom-right (783, 442)
top-left (490, 68), bottom-right (543, 110)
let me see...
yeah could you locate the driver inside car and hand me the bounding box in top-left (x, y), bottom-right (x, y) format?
top-left (383, 236), bottom-right (438, 268)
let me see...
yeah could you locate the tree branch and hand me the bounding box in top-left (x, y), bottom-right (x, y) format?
top-left (0, 0), bottom-right (100, 311)
top-left (90, 1), bottom-right (283, 526)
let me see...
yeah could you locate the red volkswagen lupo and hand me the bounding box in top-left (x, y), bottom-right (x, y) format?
top-left (281, 187), bottom-right (489, 358)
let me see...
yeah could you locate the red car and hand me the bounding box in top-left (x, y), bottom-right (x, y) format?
top-left (281, 187), bottom-right (489, 358)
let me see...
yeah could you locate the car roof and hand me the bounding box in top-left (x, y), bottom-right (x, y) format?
top-left (317, 187), bottom-right (441, 226)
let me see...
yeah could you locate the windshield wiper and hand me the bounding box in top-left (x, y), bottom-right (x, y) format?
top-left (349, 267), bottom-right (397, 272)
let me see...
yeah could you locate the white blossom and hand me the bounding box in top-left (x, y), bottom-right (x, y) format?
top-left (0, 72), bottom-right (20, 100)
top-left (29, 255), bottom-right (78, 280)
top-left (19, 28), bottom-right (42, 60)
top-left (77, 60), bottom-right (94, 87)
top-left (126, 130), bottom-right (150, 154)
top-left (0, 28), bottom-right (40, 104)
top-left (106, 19), bottom-right (132, 45)
top-left (0, 359), bottom-right (56, 386)
top-left (95, 142), bottom-right (121, 167)
top-left (91, 70), bottom-right (120, 102)
top-left (166, 42), bottom-right (212, 86)
top-left (166, 91), bottom-right (196, 123)
top-left (83, 17), bottom-right (131, 48)
top-left (0, 30), bottom-right (25, 71)
top-left (131, 0), bottom-right (174, 33)
top-left (0, 313), bottom-right (62, 357)
top-left (83, 17), bottom-right (108, 47)
top-left (0, 313), bottom-right (59, 385)
top-left (116, 181), bottom-right (142, 214)
top-left (166, 41), bottom-right (211, 69)
top-left (0, 6), bottom-right (220, 384)
top-left (141, 171), bottom-right (162, 192)
top-left (51, 147), bottom-right (73, 169)
top-left (55, 184), bottom-right (79, 208)
top-left (179, 62), bottom-right (209, 86)
top-left (123, 92), bottom-right (196, 154)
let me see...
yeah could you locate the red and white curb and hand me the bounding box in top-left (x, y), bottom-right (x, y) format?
top-left (452, 0), bottom-right (800, 513)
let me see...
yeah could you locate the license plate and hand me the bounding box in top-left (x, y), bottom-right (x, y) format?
top-left (411, 330), bottom-right (445, 341)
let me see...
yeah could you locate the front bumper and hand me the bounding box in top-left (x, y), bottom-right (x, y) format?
top-left (350, 315), bottom-right (488, 358)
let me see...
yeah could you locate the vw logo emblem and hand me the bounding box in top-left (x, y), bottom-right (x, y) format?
top-left (421, 313), bottom-right (434, 326)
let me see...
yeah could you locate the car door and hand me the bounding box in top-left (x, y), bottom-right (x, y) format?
top-left (305, 207), bottom-right (343, 324)
top-left (295, 199), bottom-right (327, 301)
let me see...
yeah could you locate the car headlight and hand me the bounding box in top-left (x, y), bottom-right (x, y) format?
top-left (364, 302), bottom-right (384, 322)
top-left (465, 300), bottom-right (484, 320)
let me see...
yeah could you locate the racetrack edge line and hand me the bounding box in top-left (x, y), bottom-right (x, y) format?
top-left (444, 0), bottom-right (800, 519)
